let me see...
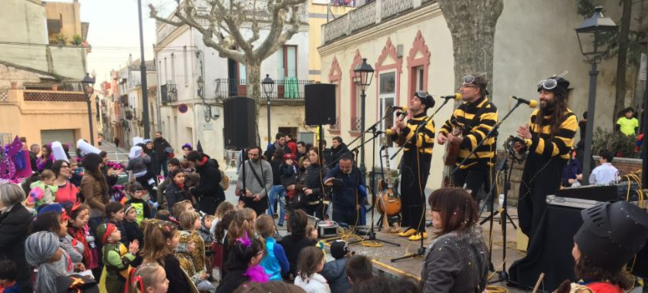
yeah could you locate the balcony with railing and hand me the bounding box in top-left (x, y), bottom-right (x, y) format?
top-left (161, 83), bottom-right (178, 104)
top-left (323, 0), bottom-right (435, 45)
top-left (0, 88), bottom-right (95, 114)
top-left (213, 79), bottom-right (314, 101)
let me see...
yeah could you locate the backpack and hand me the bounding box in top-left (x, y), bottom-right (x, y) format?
top-left (219, 169), bottom-right (229, 190)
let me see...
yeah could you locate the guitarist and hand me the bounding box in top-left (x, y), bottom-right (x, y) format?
top-left (389, 91), bottom-right (435, 241)
top-left (437, 74), bottom-right (498, 205)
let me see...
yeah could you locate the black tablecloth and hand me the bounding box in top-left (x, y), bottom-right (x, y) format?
top-left (509, 205), bottom-right (648, 292)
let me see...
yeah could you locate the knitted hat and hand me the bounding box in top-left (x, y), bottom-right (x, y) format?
top-left (182, 143), bottom-right (193, 151)
top-left (283, 153), bottom-right (295, 161)
top-left (37, 203), bottom-right (69, 221)
top-left (96, 223), bottom-right (117, 245)
top-left (574, 201), bottom-right (648, 271)
top-left (330, 240), bottom-right (350, 259)
top-left (414, 91), bottom-right (435, 109)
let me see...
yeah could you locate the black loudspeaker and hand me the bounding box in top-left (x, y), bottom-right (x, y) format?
top-left (305, 83), bottom-right (337, 125)
top-left (223, 97), bottom-right (256, 149)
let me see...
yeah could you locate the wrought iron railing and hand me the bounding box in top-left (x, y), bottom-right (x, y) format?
top-left (351, 116), bottom-right (362, 132)
top-left (213, 78), bottom-right (313, 100)
top-left (161, 83), bottom-right (177, 104)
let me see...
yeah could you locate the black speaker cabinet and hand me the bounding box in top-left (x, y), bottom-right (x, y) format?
top-left (305, 83), bottom-right (337, 125)
top-left (223, 97), bottom-right (256, 149)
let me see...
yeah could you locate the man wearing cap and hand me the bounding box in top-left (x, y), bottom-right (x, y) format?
top-left (555, 201), bottom-right (648, 293)
top-left (515, 74), bottom-right (578, 241)
top-left (389, 91), bottom-right (435, 241)
top-left (438, 74), bottom-right (498, 204)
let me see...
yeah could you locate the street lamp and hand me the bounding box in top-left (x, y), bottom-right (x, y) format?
top-left (197, 76), bottom-right (205, 98)
top-left (262, 74), bottom-right (275, 145)
top-left (576, 6), bottom-right (617, 185)
top-left (353, 58), bottom-right (374, 179)
top-left (81, 72), bottom-right (96, 146)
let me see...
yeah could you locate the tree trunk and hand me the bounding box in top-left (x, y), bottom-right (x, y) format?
top-left (436, 0), bottom-right (504, 96)
top-left (246, 61), bottom-right (262, 146)
top-left (613, 0), bottom-right (632, 127)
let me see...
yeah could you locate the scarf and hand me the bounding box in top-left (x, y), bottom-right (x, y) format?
top-left (244, 265), bottom-right (270, 283)
top-left (68, 225), bottom-right (93, 268)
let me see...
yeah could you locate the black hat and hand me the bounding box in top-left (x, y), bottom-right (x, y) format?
top-left (538, 76), bottom-right (570, 98)
top-left (574, 201), bottom-right (648, 271)
top-left (414, 91), bottom-right (435, 109)
top-left (330, 240), bottom-right (350, 259)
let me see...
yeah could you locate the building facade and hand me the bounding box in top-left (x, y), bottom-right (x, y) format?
top-left (155, 8), bottom-right (312, 162)
top-left (0, 0), bottom-right (92, 149)
top-left (319, 0), bottom-right (627, 190)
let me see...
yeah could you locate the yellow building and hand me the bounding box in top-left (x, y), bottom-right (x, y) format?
top-left (44, 0), bottom-right (89, 46)
top-left (0, 62), bottom-right (96, 148)
top-left (307, 1), bottom-right (355, 81)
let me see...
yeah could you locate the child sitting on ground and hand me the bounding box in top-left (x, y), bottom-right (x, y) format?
top-left (177, 211), bottom-right (214, 292)
top-left (0, 260), bottom-right (21, 293)
top-left (256, 214), bottom-right (290, 281)
top-left (306, 224), bottom-right (325, 254)
top-left (294, 246), bottom-right (330, 293)
top-left (25, 170), bottom-right (57, 212)
top-left (128, 263), bottom-right (169, 293)
top-left (321, 240), bottom-right (353, 293)
top-left (124, 182), bottom-right (152, 225)
top-left (96, 223), bottom-right (139, 293)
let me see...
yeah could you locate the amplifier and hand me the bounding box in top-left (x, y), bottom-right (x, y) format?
top-left (556, 185), bottom-right (618, 202)
top-left (317, 221), bottom-right (339, 238)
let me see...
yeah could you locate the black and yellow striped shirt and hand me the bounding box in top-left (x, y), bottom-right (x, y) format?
top-left (525, 109), bottom-right (578, 160)
top-left (391, 113), bottom-right (435, 154)
top-left (439, 96), bottom-right (498, 169)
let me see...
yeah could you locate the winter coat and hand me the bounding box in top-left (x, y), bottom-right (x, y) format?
top-left (329, 143), bottom-right (349, 167)
top-left (154, 137), bottom-right (172, 161)
top-left (215, 268), bottom-right (249, 293)
top-left (294, 273), bottom-right (331, 293)
top-left (264, 142), bottom-right (291, 162)
top-left (305, 164), bottom-right (330, 205)
top-left (320, 257), bottom-right (351, 293)
top-left (0, 204), bottom-right (33, 292)
top-left (324, 165), bottom-right (364, 212)
top-left (126, 156), bottom-right (150, 178)
top-left (270, 159), bottom-right (283, 185)
top-left (123, 220), bottom-right (143, 244)
top-left (420, 225), bottom-right (489, 293)
top-left (165, 182), bottom-right (191, 210)
top-left (279, 235), bottom-right (317, 279)
top-left (80, 172), bottom-right (109, 218)
top-left (192, 155), bottom-right (225, 215)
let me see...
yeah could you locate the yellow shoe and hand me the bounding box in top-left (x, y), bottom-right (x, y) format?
top-left (398, 228), bottom-right (417, 237)
top-left (408, 232), bottom-right (428, 241)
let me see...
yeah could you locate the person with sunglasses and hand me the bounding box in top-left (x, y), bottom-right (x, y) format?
top-left (438, 74), bottom-right (498, 205)
top-left (513, 74), bottom-right (578, 242)
top-left (389, 91), bottom-right (436, 241)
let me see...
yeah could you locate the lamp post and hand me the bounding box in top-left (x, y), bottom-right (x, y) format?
top-left (137, 0), bottom-right (150, 139)
top-left (262, 74), bottom-right (275, 145)
top-left (81, 72), bottom-right (96, 146)
top-left (576, 6), bottom-right (617, 185)
top-left (197, 76), bottom-right (205, 98)
top-left (353, 58), bottom-right (375, 179)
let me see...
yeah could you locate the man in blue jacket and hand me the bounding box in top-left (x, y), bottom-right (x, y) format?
top-left (324, 153), bottom-right (366, 227)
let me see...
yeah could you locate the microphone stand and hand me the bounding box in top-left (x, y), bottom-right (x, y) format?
top-left (390, 97), bottom-right (454, 263)
top-left (447, 100), bottom-right (528, 282)
top-left (349, 127), bottom-right (400, 247)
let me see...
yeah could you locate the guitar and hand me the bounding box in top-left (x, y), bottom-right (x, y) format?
top-left (377, 135), bottom-right (402, 232)
top-left (443, 119), bottom-right (463, 187)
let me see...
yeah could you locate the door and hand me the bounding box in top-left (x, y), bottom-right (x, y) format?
top-left (377, 72), bottom-right (397, 168)
top-left (40, 130), bottom-right (76, 149)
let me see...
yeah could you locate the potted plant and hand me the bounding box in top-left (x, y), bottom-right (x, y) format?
top-left (54, 34), bottom-right (67, 46)
top-left (72, 34), bottom-right (83, 46)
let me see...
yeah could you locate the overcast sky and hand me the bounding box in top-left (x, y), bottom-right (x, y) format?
top-left (78, 0), bottom-right (173, 85)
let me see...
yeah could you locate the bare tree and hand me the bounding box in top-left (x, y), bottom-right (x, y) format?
top-left (436, 0), bottom-right (504, 95)
top-left (149, 0), bottom-right (307, 138)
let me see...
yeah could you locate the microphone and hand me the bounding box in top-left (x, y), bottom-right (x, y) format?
top-left (396, 111), bottom-right (407, 121)
top-left (441, 93), bottom-right (462, 100)
top-left (512, 96), bottom-right (539, 108)
top-left (392, 105), bottom-right (407, 111)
